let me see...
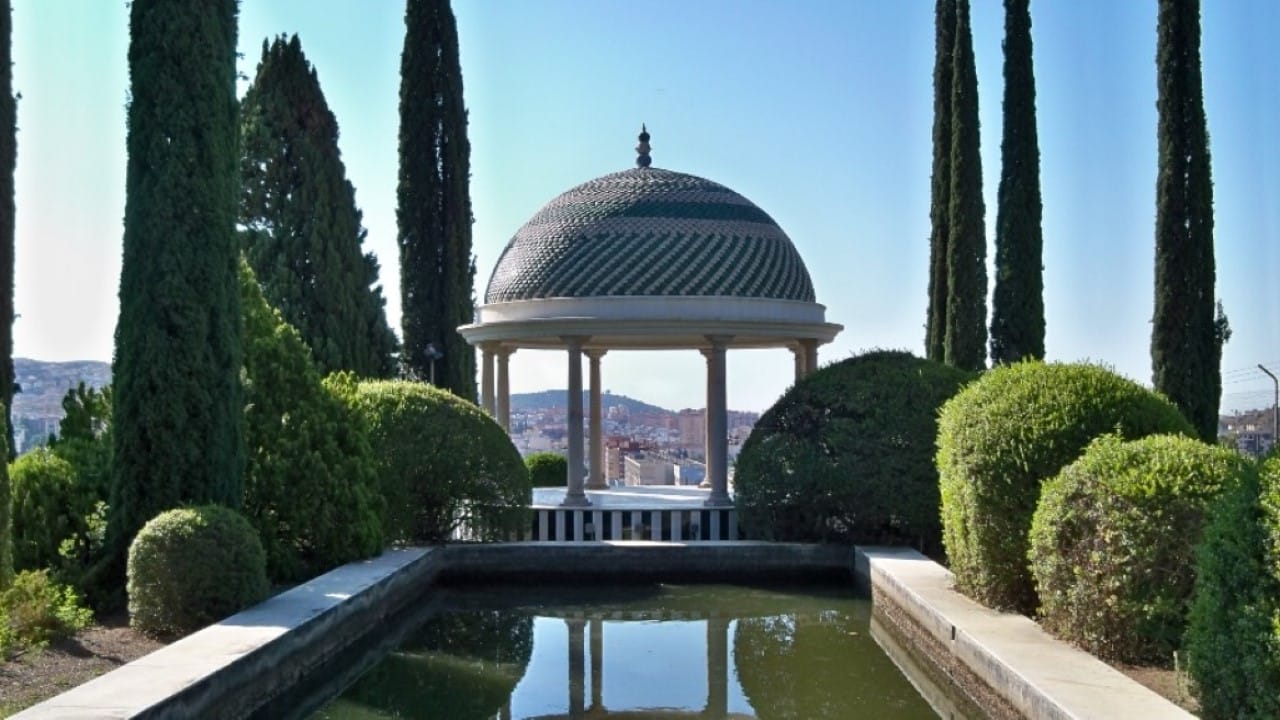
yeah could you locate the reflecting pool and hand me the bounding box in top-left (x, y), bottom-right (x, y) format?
top-left (308, 582), bottom-right (940, 719)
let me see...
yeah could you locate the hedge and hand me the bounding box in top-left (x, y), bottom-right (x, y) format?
top-left (127, 505), bottom-right (269, 640)
top-left (349, 381), bottom-right (530, 543)
top-left (735, 350), bottom-right (973, 550)
top-left (525, 452), bottom-right (568, 489)
top-left (937, 361), bottom-right (1194, 612)
top-left (1028, 434), bottom-right (1245, 663)
top-left (1184, 457), bottom-right (1280, 719)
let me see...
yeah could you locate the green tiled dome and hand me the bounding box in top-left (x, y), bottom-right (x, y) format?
top-left (484, 168), bottom-right (816, 304)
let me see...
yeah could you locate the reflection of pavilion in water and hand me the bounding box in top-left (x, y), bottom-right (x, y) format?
top-left (516, 615), bottom-right (748, 720)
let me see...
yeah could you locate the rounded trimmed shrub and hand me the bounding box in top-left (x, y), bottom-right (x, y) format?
top-left (525, 452), bottom-right (567, 488)
top-left (938, 361), bottom-right (1195, 613)
top-left (735, 350), bottom-right (974, 550)
top-left (9, 448), bottom-right (96, 574)
top-left (1185, 457), bottom-right (1280, 719)
top-left (127, 505), bottom-right (269, 640)
top-left (1029, 434), bottom-right (1245, 663)
top-left (349, 381), bottom-right (530, 543)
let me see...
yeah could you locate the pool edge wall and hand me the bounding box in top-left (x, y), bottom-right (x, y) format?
top-left (13, 542), bottom-right (1194, 719)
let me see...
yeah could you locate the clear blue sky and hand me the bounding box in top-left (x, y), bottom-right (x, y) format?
top-left (12, 1), bottom-right (1279, 414)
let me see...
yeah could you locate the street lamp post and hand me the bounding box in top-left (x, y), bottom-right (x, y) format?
top-left (425, 342), bottom-right (444, 386)
top-left (1260, 364), bottom-right (1279, 453)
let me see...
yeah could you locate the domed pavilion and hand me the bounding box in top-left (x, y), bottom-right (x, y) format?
top-left (459, 128), bottom-right (841, 511)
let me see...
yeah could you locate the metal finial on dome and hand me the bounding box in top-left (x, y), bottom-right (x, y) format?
top-left (635, 124), bottom-right (652, 168)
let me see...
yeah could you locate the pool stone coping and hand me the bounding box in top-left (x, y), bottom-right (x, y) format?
top-left (12, 542), bottom-right (1193, 719)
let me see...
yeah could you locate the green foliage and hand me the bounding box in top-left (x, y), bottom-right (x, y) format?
top-left (1029, 434), bottom-right (1243, 663)
top-left (0, 0), bottom-right (14, 463)
top-left (1152, 0), bottom-right (1220, 442)
top-left (398, 0), bottom-right (476, 399)
top-left (938, 361), bottom-right (1195, 612)
top-left (989, 0), bottom-right (1044, 365)
top-left (925, 0), bottom-right (956, 362)
top-left (0, 569), bottom-right (93, 653)
top-left (0, 427), bottom-right (8, 589)
top-left (8, 449), bottom-right (96, 575)
top-left (943, 0), bottom-right (987, 371)
top-left (239, 35), bottom-right (397, 379)
top-left (127, 505), bottom-right (268, 640)
top-left (1185, 457), bottom-right (1280, 719)
top-left (41, 385), bottom-right (114, 601)
top-left (111, 0), bottom-right (245, 588)
top-left (524, 452), bottom-right (567, 488)
top-left (736, 351), bottom-right (974, 551)
top-left (348, 380), bottom-right (529, 543)
top-left (240, 259), bottom-right (383, 582)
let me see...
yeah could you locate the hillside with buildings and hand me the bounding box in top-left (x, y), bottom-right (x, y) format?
top-left (12, 358), bottom-right (112, 454)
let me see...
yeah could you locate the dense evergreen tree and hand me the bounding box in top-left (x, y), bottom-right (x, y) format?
top-left (1152, 0), bottom-right (1219, 441)
top-left (989, 0), bottom-right (1044, 365)
top-left (925, 0), bottom-right (956, 362)
top-left (239, 35), bottom-right (397, 378)
top-left (397, 0), bottom-right (476, 399)
top-left (0, 0), bottom-right (13, 461)
top-left (0, 0), bottom-right (11, 588)
top-left (109, 0), bottom-right (244, 573)
top-left (944, 0), bottom-right (988, 371)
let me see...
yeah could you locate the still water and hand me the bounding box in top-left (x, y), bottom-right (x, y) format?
top-left (309, 582), bottom-right (938, 720)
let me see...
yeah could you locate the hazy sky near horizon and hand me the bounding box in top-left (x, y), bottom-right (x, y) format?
top-left (11, 1), bottom-right (1280, 414)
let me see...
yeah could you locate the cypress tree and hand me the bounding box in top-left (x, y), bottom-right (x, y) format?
top-left (944, 0), bottom-right (988, 371)
top-left (109, 0), bottom-right (244, 567)
top-left (926, 0), bottom-right (956, 362)
top-left (240, 35), bottom-right (397, 379)
top-left (398, 0), bottom-right (477, 400)
top-left (1152, 0), bottom-right (1219, 441)
top-left (0, 0), bottom-right (12, 461)
top-left (989, 0), bottom-right (1045, 365)
top-left (0, 0), bottom-right (12, 587)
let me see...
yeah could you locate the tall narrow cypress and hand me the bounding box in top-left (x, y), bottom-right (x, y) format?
top-left (110, 0), bottom-right (244, 560)
top-left (398, 0), bottom-right (476, 400)
top-left (944, 0), bottom-right (988, 371)
top-left (0, 0), bottom-right (13, 587)
top-left (926, 0), bottom-right (957, 362)
top-left (989, 0), bottom-right (1045, 364)
top-left (1152, 0), bottom-right (1218, 441)
top-left (240, 35), bottom-right (398, 378)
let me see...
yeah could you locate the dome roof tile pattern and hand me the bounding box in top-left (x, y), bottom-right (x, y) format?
top-left (484, 168), bottom-right (816, 304)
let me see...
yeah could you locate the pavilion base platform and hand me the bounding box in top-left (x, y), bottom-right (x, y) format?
top-left (529, 486), bottom-right (737, 542)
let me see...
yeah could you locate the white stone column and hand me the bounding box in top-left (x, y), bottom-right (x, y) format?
top-left (791, 342), bottom-right (805, 384)
top-left (496, 347), bottom-right (515, 431)
top-left (586, 349), bottom-right (608, 489)
top-left (562, 336), bottom-right (591, 506)
top-left (704, 335), bottom-right (732, 506)
top-left (801, 338), bottom-right (819, 376)
top-left (480, 343), bottom-right (496, 415)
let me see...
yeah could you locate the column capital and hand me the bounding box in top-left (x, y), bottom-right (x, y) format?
top-left (496, 345), bottom-right (517, 359)
top-left (584, 348), bottom-right (608, 360)
top-left (560, 335), bottom-right (591, 349)
top-left (704, 334), bottom-right (734, 349)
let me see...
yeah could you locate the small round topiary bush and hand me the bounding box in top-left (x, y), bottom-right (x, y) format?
top-left (525, 452), bottom-right (567, 488)
top-left (349, 381), bottom-right (531, 543)
top-left (127, 505), bottom-right (269, 640)
top-left (1028, 434), bottom-right (1246, 663)
top-left (735, 350), bottom-right (974, 550)
top-left (1185, 457), bottom-right (1280, 719)
top-left (938, 361), bottom-right (1195, 613)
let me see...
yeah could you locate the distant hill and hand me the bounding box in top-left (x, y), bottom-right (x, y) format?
top-left (12, 358), bottom-right (111, 454)
top-left (510, 390), bottom-right (672, 416)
